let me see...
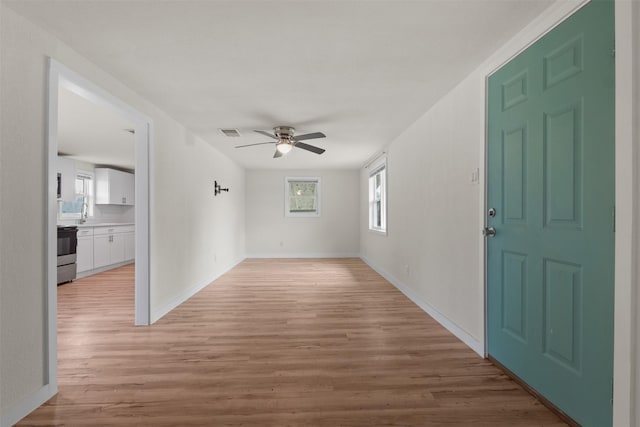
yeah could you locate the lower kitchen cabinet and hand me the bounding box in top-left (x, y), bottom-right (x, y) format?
top-left (77, 233), bottom-right (94, 273)
top-left (76, 224), bottom-right (134, 276)
top-left (111, 233), bottom-right (126, 264)
top-left (93, 234), bottom-right (113, 269)
top-left (93, 226), bottom-right (130, 268)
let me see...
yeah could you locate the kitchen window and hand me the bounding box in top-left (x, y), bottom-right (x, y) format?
top-left (285, 177), bottom-right (320, 217)
top-left (60, 172), bottom-right (94, 219)
top-left (368, 160), bottom-right (387, 233)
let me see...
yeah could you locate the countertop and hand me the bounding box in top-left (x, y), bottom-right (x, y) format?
top-left (72, 222), bottom-right (135, 228)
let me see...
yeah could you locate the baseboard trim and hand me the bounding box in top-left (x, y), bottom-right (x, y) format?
top-left (360, 255), bottom-right (484, 357)
top-left (246, 253), bottom-right (360, 259)
top-left (488, 356), bottom-right (580, 427)
top-left (150, 256), bottom-right (245, 323)
top-left (1, 384), bottom-right (55, 427)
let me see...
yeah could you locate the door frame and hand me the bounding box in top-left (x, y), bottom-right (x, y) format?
top-left (480, 0), bottom-right (639, 425)
top-left (46, 59), bottom-right (152, 394)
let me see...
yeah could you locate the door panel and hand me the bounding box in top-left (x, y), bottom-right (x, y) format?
top-left (543, 101), bottom-right (583, 228)
top-left (543, 258), bottom-right (582, 371)
top-left (487, 1), bottom-right (614, 426)
top-left (502, 125), bottom-right (527, 224)
top-left (501, 251), bottom-right (527, 341)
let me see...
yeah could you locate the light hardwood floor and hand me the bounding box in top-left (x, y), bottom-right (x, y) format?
top-left (18, 258), bottom-right (566, 426)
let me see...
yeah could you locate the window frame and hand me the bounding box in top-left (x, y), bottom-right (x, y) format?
top-left (368, 159), bottom-right (387, 234)
top-left (59, 170), bottom-right (95, 220)
top-left (284, 176), bottom-right (321, 217)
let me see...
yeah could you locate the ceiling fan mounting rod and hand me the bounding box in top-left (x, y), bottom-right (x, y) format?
top-left (274, 126), bottom-right (295, 140)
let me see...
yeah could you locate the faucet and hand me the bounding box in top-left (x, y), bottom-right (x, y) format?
top-left (79, 199), bottom-right (88, 224)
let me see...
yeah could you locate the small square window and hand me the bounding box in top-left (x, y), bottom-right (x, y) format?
top-left (285, 177), bottom-right (320, 217)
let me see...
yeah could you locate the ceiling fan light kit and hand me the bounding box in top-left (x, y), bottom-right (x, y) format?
top-left (276, 141), bottom-right (293, 154)
top-left (234, 126), bottom-right (326, 158)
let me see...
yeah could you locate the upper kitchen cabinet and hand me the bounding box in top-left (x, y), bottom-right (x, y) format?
top-left (95, 168), bottom-right (135, 205)
top-left (56, 156), bottom-right (77, 201)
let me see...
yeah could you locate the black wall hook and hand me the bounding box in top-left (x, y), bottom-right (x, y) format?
top-left (214, 180), bottom-right (229, 196)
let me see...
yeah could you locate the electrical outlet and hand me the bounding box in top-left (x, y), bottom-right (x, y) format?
top-left (279, 241), bottom-right (284, 247)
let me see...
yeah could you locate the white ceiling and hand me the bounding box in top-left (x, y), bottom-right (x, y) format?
top-left (6, 0), bottom-right (555, 170)
top-left (58, 87), bottom-right (136, 170)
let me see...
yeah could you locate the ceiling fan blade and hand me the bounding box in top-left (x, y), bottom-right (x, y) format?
top-left (295, 142), bottom-right (325, 155)
top-left (273, 149), bottom-right (283, 158)
top-left (235, 142), bottom-right (275, 148)
top-left (254, 130), bottom-right (278, 140)
top-left (294, 132), bottom-right (326, 141)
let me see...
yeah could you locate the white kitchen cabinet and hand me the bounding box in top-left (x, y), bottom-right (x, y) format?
top-left (93, 226), bottom-right (130, 267)
top-left (122, 172), bottom-right (135, 206)
top-left (93, 234), bottom-right (111, 269)
top-left (80, 225), bottom-right (134, 274)
top-left (95, 168), bottom-right (135, 205)
top-left (56, 156), bottom-right (77, 201)
top-left (110, 233), bottom-right (126, 265)
top-left (76, 228), bottom-right (94, 273)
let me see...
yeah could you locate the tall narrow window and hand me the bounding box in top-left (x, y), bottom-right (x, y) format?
top-left (60, 172), bottom-right (94, 219)
top-left (368, 161), bottom-right (386, 233)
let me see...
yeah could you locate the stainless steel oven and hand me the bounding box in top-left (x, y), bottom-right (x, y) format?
top-left (57, 225), bottom-right (78, 284)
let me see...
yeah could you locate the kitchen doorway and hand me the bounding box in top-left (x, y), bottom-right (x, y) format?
top-left (47, 59), bottom-right (151, 393)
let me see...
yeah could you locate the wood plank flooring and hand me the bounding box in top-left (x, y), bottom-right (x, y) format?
top-left (18, 258), bottom-right (566, 426)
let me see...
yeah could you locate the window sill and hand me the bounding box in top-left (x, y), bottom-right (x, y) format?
top-left (285, 212), bottom-right (321, 218)
top-left (368, 228), bottom-right (387, 236)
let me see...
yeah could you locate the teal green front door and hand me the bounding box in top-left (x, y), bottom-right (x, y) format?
top-left (487, 2), bottom-right (615, 426)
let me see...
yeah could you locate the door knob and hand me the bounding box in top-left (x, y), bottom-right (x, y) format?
top-left (483, 227), bottom-right (496, 237)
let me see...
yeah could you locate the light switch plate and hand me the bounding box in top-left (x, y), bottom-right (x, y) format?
top-left (471, 167), bottom-right (480, 184)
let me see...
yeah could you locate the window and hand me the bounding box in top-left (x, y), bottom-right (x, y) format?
top-left (368, 161), bottom-right (386, 233)
top-left (60, 172), bottom-right (94, 219)
top-left (285, 177), bottom-right (320, 217)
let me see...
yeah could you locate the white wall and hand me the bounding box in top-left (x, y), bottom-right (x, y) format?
top-left (360, 0), bottom-right (640, 424)
top-left (246, 169), bottom-right (359, 257)
top-left (0, 5), bottom-right (245, 423)
top-left (151, 123), bottom-right (245, 319)
top-left (360, 74), bottom-right (485, 352)
top-left (92, 204), bottom-right (135, 224)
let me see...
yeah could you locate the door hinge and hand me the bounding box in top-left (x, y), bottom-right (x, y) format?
top-left (611, 381), bottom-right (614, 406)
top-left (612, 40), bottom-right (616, 57)
top-left (613, 206), bottom-right (616, 232)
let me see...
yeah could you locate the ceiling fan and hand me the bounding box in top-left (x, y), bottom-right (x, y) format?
top-left (235, 126), bottom-right (326, 158)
